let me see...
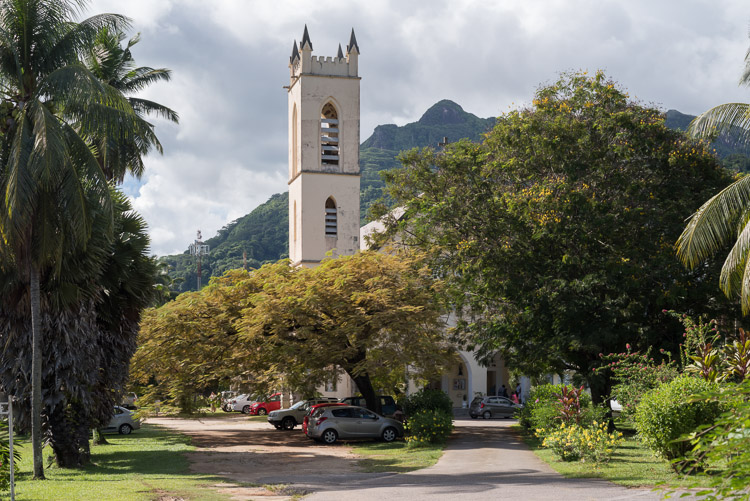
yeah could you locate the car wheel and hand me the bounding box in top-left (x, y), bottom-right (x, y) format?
top-left (322, 429), bottom-right (338, 444)
top-left (118, 424), bottom-right (133, 435)
top-left (282, 417), bottom-right (295, 430)
top-left (242, 405), bottom-right (251, 414)
top-left (382, 427), bottom-right (397, 442)
top-left (258, 408), bottom-right (268, 415)
top-left (482, 411), bottom-right (491, 420)
top-left (222, 404), bottom-right (231, 412)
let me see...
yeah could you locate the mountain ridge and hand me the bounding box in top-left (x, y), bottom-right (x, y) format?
top-left (162, 103), bottom-right (748, 292)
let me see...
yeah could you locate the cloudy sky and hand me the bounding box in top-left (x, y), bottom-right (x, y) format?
top-left (87, 0), bottom-right (750, 256)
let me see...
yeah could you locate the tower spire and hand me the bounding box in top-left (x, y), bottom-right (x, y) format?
top-left (347, 28), bottom-right (359, 54)
top-left (290, 40), bottom-right (299, 63)
top-left (337, 43), bottom-right (344, 59)
top-left (301, 24), bottom-right (313, 50)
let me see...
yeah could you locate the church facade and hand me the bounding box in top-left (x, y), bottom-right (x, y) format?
top-left (285, 26), bottom-right (524, 408)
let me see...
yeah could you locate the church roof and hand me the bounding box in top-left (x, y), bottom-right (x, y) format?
top-left (347, 28), bottom-right (359, 54)
top-left (290, 40), bottom-right (299, 63)
top-left (301, 24), bottom-right (313, 50)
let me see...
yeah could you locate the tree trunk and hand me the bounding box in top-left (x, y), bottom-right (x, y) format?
top-left (48, 403), bottom-right (92, 467)
top-left (29, 263), bottom-right (45, 479)
top-left (92, 428), bottom-right (109, 445)
top-left (348, 371), bottom-right (380, 415)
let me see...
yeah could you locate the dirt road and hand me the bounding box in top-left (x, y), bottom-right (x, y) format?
top-left (147, 415), bottom-right (360, 499)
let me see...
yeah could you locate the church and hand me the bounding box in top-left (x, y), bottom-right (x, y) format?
top-left (285, 26), bottom-right (523, 409)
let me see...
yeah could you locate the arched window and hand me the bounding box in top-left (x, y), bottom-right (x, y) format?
top-left (325, 197), bottom-right (337, 237)
top-left (321, 103), bottom-right (339, 167)
top-left (292, 104), bottom-right (299, 177)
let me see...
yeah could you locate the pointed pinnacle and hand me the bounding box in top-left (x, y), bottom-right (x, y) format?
top-left (290, 40), bottom-right (299, 63)
top-left (301, 24), bottom-right (313, 50)
top-left (337, 43), bottom-right (344, 59)
top-left (347, 28), bottom-right (359, 54)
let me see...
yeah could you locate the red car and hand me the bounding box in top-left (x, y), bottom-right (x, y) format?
top-left (247, 392), bottom-right (282, 415)
top-left (303, 402), bottom-right (346, 436)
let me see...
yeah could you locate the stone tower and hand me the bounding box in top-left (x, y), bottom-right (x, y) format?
top-left (287, 26), bottom-right (361, 267)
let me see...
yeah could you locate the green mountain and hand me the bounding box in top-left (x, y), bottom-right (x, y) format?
top-left (163, 100), bottom-right (495, 292)
top-left (665, 109), bottom-right (750, 170)
top-left (163, 103), bottom-right (749, 292)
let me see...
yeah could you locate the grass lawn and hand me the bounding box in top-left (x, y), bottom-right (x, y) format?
top-left (10, 424), bottom-right (231, 501)
top-left (352, 441), bottom-right (445, 473)
top-left (519, 427), bottom-right (712, 490)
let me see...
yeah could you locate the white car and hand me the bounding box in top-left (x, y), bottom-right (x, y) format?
top-left (230, 394), bottom-right (257, 414)
top-left (102, 406), bottom-right (141, 435)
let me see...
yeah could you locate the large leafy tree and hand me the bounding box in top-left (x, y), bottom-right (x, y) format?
top-left (238, 252), bottom-right (454, 413)
top-left (374, 71), bottom-right (740, 403)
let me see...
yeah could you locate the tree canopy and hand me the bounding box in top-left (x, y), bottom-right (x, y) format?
top-left (374, 71), bottom-right (741, 402)
top-left (134, 251), bottom-right (455, 414)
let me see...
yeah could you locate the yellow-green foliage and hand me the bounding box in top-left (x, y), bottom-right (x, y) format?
top-left (537, 421), bottom-right (623, 463)
top-left (404, 410), bottom-right (453, 447)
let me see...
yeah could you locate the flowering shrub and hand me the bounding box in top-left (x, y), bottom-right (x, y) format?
top-left (519, 384), bottom-right (604, 437)
top-left (404, 409), bottom-right (453, 447)
top-left (537, 421), bottom-right (623, 463)
top-left (596, 346), bottom-right (679, 423)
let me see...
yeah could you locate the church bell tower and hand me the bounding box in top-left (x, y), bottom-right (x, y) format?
top-left (287, 26), bottom-right (361, 267)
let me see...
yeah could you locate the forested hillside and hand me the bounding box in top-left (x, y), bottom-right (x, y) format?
top-left (162, 103), bottom-right (746, 292)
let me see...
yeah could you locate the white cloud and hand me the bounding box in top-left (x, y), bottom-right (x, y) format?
top-left (89, 0), bottom-right (750, 255)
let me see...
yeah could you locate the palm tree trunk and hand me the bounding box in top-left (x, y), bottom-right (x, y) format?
top-left (30, 263), bottom-right (45, 479)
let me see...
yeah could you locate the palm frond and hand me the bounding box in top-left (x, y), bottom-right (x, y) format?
top-left (676, 174), bottom-right (750, 268)
top-left (687, 103), bottom-right (750, 143)
top-left (720, 214), bottom-right (750, 297)
top-left (120, 67), bottom-right (172, 93)
top-left (128, 97), bottom-right (179, 123)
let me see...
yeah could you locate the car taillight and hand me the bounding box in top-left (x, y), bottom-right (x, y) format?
top-left (317, 417), bottom-right (327, 424)
top-left (480, 403), bottom-right (484, 409)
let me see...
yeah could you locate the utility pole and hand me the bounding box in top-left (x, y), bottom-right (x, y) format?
top-left (188, 230), bottom-right (210, 289)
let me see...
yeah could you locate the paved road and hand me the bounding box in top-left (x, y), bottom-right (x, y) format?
top-left (268, 418), bottom-right (668, 501)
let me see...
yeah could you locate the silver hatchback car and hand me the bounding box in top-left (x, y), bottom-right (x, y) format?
top-left (469, 396), bottom-right (522, 419)
top-left (306, 405), bottom-right (404, 444)
top-left (102, 406), bottom-right (141, 435)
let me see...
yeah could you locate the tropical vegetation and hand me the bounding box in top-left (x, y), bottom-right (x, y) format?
top-left (0, 0), bottom-right (175, 475)
top-left (373, 70), bottom-right (741, 404)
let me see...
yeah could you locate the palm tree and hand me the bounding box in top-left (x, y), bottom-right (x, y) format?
top-left (677, 35), bottom-right (750, 315)
top-left (0, 0), bottom-right (135, 478)
top-left (84, 27), bottom-right (179, 182)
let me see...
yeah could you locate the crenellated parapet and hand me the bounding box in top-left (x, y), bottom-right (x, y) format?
top-left (289, 25), bottom-right (359, 82)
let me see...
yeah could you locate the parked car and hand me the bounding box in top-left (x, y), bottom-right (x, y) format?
top-left (303, 402), bottom-right (347, 436)
top-left (339, 396), bottom-right (397, 416)
top-left (230, 394), bottom-right (256, 413)
top-left (267, 397), bottom-right (339, 430)
top-left (306, 405), bottom-right (404, 444)
top-left (121, 392), bottom-right (138, 410)
top-left (247, 392), bottom-right (282, 415)
top-left (102, 406), bottom-right (141, 435)
top-left (469, 396), bottom-right (522, 419)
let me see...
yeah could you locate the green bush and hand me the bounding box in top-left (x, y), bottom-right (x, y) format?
top-left (518, 384), bottom-right (598, 434)
top-left (635, 375), bottom-right (723, 466)
top-left (404, 409), bottom-right (453, 447)
top-left (400, 388), bottom-right (453, 417)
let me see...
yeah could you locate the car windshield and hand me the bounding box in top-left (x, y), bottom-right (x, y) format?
top-left (290, 401), bottom-right (306, 410)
